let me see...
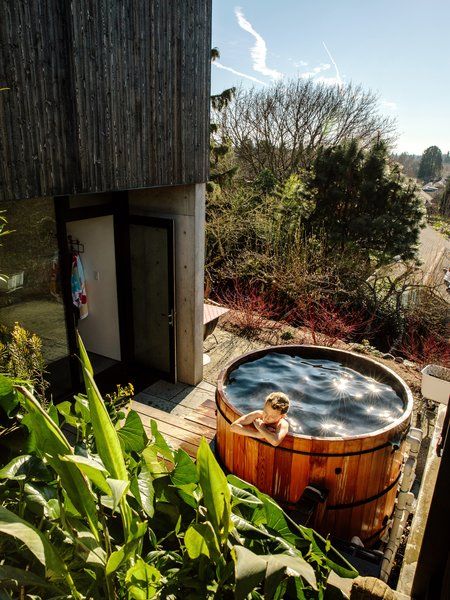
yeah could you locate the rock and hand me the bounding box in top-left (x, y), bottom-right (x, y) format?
top-left (382, 353), bottom-right (394, 360)
top-left (350, 576), bottom-right (397, 599)
top-left (403, 360), bottom-right (415, 368)
top-left (394, 357), bottom-right (404, 364)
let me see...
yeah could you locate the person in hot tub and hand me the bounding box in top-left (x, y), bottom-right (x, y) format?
top-left (230, 392), bottom-right (290, 446)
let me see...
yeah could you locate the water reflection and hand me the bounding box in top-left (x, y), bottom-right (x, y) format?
top-left (225, 353), bottom-right (405, 438)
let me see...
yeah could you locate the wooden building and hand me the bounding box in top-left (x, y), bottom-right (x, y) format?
top-left (0, 1), bottom-right (212, 397)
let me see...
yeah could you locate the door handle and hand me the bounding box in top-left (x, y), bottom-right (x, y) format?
top-left (161, 310), bottom-right (175, 327)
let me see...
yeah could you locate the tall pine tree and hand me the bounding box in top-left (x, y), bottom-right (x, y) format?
top-left (418, 145), bottom-right (443, 182)
top-left (208, 48), bottom-right (237, 192)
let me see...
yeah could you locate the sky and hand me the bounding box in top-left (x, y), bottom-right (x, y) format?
top-left (211, 0), bottom-right (450, 155)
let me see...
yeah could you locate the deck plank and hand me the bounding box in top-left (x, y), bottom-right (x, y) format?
top-left (132, 401), bottom-right (215, 439)
top-left (134, 397), bottom-right (217, 460)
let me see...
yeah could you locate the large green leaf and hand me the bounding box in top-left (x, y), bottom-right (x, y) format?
top-left (125, 558), bottom-right (161, 599)
top-left (118, 410), bottom-right (148, 453)
top-left (0, 564), bottom-right (64, 594)
top-left (106, 521), bottom-right (147, 575)
top-left (231, 514), bottom-right (296, 554)
top-left (196, 438), bottom-right (231, 543)
top-left (263, 554), bottom-right (317, 597)
top-left (299, 528), bottom-right (358, 580)
top-left (150, 419), bottom-right (175, 462)
top-left (15, 385), bottom-right (100, 542)
top-left (106, 478), bottom-right (129, 511)
top-left (0, 374), bottom-right (19, 416)
top-left (171, 448), bottom-right (198, 487)
top-left (142, 445), bottom-right (168, 477)
top-left (56, 401), bottom-right (78, 428)
top-left (184, 522), bottom-right (220, 560)
top-left (0, 506), bottom-right (68, 581)
top-left (0, 455), bottom-right (49, 481)
top-left (227, 475), bottom-right (298, 544)
top-left (233, 546), bottom-right (267, 600)
top-left (130, 463), bottom-right (155, 517)
top-left (24, 483), bottom-right (58, 519)
top-left (233, 546), bottom-right (317, 600)
top-left (61, 454), bottom-right (110, 495)
top-left (77, 332), bottom-right (132, 538)
top-left (230, 484), bottom-right (263, 508)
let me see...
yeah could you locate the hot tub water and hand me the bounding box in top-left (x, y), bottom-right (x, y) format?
top-left (224, 352), bottom-right (405, 437)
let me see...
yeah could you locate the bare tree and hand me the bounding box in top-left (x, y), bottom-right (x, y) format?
top-left (220, 79), bottom-right (397, 180)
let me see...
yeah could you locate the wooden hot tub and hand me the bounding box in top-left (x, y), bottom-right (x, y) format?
top-left (216, 345), bottom-right (413, 543)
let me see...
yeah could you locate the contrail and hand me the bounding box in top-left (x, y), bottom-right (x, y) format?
top-left (235, 7), bottom-right (283, 80)
top-left (213, 61), bottom-right (267, 85)
top-left (322, 42), bottom-right (343, 87)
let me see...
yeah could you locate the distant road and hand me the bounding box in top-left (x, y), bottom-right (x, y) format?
top-left (418, 225), bottom-right (450, 297)
top-left (419, 225), bottom-right (450, 269)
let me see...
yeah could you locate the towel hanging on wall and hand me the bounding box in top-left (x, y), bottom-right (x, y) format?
top-left (71, 253), bottom-right (89, 319)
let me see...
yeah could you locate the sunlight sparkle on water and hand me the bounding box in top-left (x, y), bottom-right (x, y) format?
top-left (367, 383), bottom-right (381, 394)
top-left (321, 422), bottom-right (334, 432)
top-left (333, 378), bottom-right (349, 392)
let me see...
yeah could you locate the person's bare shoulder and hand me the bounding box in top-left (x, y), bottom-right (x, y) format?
top-left (245, 409), bottom-right (263, 420)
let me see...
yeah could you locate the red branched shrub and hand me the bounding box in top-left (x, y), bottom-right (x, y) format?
top-left (289, 297), bottom-right (370, 347)
top-left (216, 280), bottom-right (286, 337)
top-left (398, 320), bottom-right (450, 367)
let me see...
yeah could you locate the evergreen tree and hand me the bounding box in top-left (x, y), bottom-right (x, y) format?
top-left (417, 145), bottom-right (443, 182)
top-left (306, 140), bottom-right (425, 264)
top-left (440, 179), bottom-right (450, 217)
top-left (208, 49), bottom-right (237, 192)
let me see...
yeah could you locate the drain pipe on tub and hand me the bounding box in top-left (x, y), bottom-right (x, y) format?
top-left (379, 427), bottom-right (423, 582)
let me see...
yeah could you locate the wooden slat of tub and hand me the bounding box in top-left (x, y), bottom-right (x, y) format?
top-left (243, 437), bottom-right (260, 489)
top-left (233, 430), bottom-right (247, 482)
top-left (329, 437), bottom-right (363, 540)
top-left (224, 421), bottom-right (235, 475)
top-left (272, 437), bottom-right (294, 501)
top-left (289, 437), bottom-right (312, 504)
top-left (363, 442), bottom-right (394, 538)
top-left (350, 441), bottom-right (377, 540)
top-left (321, 439), bottom-right (347, 536)
top-left (255, 440), bottom-right (276, 496)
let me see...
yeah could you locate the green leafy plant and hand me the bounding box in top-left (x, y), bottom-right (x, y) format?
top-left (0, 333), bottom-right (357, 598)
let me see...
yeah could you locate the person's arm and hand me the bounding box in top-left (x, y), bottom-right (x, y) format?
top-left (253, 418), bottom-right (289, 447)
top-left (230, 411), bottom-right (265, 440)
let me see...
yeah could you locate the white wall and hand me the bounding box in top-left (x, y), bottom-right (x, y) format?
top-left (67, 216), bottom-right (121, 360)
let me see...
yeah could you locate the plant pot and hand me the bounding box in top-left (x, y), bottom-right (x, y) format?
top-left (421, 364), bottom-right (450, 405)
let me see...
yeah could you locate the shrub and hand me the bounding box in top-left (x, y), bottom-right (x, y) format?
top-left (0, 334), bottom-right (357, 598)
top-left (216, 280), bottom-right (286, 338)
top-left (289, 297), bottom-right (370, 347)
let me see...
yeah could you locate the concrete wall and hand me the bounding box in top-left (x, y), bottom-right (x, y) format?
top-left (129, 184), bottom-right (205, 385)
top-left (67, 216), bottom-right (121, 361)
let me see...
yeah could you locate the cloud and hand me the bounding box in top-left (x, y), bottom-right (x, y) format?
top-left (381, 99), bottom-right (398, 111)
top-left (322, 42), bottom-right (343, 87)
top-left (213, 61), bottom-right (267, 85)
top-left (300, 63), bottom-right (331, 79)
top-left (235, 7), bottom-right (283, 80)
top-left (288, 58), bottom-right (308, 68)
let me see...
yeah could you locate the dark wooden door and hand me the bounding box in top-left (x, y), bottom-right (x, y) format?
top-left (128, 216), bottom-right (176, 382)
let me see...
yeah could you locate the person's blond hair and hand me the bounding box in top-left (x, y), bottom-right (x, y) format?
top-left (265, 392), bottom-right (290, 414)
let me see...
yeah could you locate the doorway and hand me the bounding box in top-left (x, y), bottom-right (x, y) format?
top-left (54, 194), bottom-right (177, 397)
top-left (129, 215), bottom-right (176, 382)
top-left (66, 215), bottom-right (121, 375)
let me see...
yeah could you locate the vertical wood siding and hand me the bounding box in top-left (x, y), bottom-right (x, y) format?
top-left (0, 0), bottom-right (212, 201)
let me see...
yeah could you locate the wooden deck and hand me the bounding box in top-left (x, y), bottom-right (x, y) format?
top-left (132, 398), bottom-right (217, 458)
